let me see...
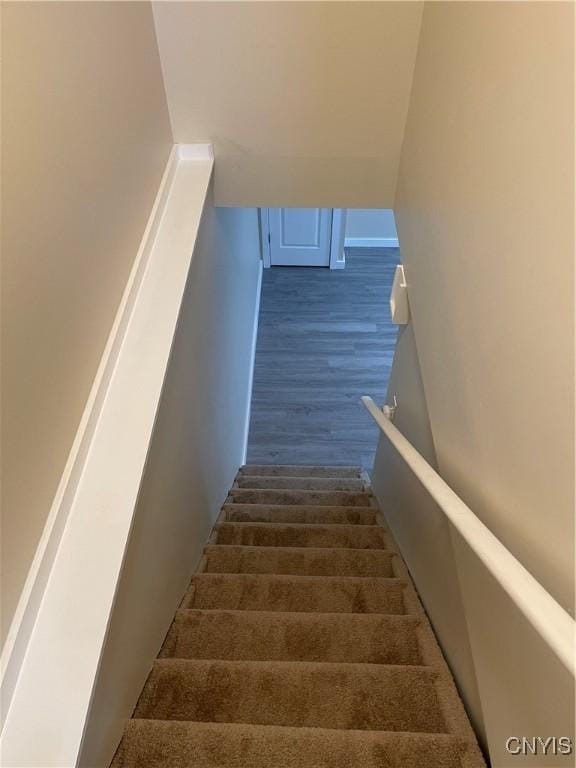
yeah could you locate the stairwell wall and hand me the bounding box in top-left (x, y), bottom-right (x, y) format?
top-left (395, 0), bottom-right (574, 620)
top-left (374, 2), bottom-right (574, 765)
top-left (78, 198), bottom-right (262, 768)
top-left (371, 323), bottom-right (487, 744)
top-left (1, 0), bottom-right (173, 646)
top-left (152, 1), bottom-right (424, 208)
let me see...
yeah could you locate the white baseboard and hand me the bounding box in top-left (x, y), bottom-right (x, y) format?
top-left (0, 144), bottom-right (214, 766)
top-left (329, 209), bottom-right (346, 269)
top-left (241, 259), bottom-right (263, 463)
top-left (345, 236), bottom-right (399, 248)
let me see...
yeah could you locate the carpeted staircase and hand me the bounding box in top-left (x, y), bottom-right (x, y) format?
top-left (112, 465), bottom-right (486, 768)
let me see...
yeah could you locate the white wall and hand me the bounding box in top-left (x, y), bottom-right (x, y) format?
top-left (345, 209), bottom-right (398, 246)
top-left (78, 200), bottom-right (262, 768)
top-left (152, 1), bottom-right (423, 207)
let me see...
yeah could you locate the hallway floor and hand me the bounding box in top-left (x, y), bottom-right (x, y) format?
top-left (247, 248), bottom-right (400, 471)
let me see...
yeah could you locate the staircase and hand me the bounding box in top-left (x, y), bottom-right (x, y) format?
top-left (112, 465), bottom-right (485, 768)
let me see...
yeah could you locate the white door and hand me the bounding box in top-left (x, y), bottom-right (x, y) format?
top-left (267, 208), bottom-right (333, 267)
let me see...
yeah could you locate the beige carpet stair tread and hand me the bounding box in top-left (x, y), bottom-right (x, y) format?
top-left (186, 573), bottom-right (408, 613)
top-left (240, 464), bottom-right (363, 478)
top-left (203, 544), bottom-right (396, 576)
top-left (112, 465), bottom-right (486, 768)
top-left (235, 475), bottom-right (367, 491)
top-left (161, 609), bottom-right (421, 664)
top-left (222, 503), bottom-right (378, 525)
top-left (114, 720), bottom-right (479, 768)
top-left (227, 488), bottom-right (375, 507)
top-left (214, 522), bottom-right (390, 549)
top-left (135, 659), bottom-right (446, 733)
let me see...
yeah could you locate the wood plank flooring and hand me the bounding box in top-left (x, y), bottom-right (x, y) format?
top-left (247, 248), bottom-right (400, 471)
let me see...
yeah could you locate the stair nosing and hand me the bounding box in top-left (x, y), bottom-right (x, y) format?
top-left (151, 657), bottom-right (437, 676)
top-left (229, 490), bottom-right (373, 495)
top-left (204, 544), bottom-right (396, 554)
top-left (174, 607), bottom-right (419, 622)
top-left (240, 465), bottom-right (364, 472)
top-left (125, 718), bottom-right (466, 743)
top-left (215, 521), bottom-right (387, 531)
top-left (240, 464), bottom-right (364, 468)
top-left (222, 503), bottom-right (377, 510)
top-left (235, 474), bottom-right (366, 480)
top-left (228, 490), bottom-right (374, 498)
top-left (234, 477), bottom-right (368, 489)
top-left (197, 573), bottom-right (401, 581)
top-left (192, 572), bottom-right (407, 585)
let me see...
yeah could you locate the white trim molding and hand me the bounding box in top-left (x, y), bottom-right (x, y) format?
top-left (345, 236), bottom-right (399, 248)
top-left (329, 209), bottom-right (346, 269)
top-left (259, 208), bottom-right (271, 268)
top-left (241, 260), bottom-right (263, 463)
top-left (0, 144), bottom-right (214, 767)
top-left (260, 208), bottom-right (346, 269)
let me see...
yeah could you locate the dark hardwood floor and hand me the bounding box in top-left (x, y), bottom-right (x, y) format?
top-left (246, 248), bottom-right (400, 471)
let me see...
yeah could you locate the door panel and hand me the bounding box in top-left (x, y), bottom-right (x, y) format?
top-left (269, 208), bottom-right (332, 267)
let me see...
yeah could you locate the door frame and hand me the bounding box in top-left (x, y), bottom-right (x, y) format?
top-left (260, 208), bottom-right (346, 269)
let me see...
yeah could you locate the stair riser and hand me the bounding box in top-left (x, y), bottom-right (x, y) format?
top-left (227, 489), bottom-right (375, 507)
top-left (118, 721), bottom-right (467, 768)
top-left (240, 465), bottom-right (363, 478)
top-left (214, 524), bottom-right (390, 550)
top-left (203, 545), bottom-right (396, 577)
top-left (222, 504), bottom-right (378, 525)
top-left (187, 575), bottom-right (407, 614)
top-left (162, 611), bottom-right (422, 665)
top-left (135, 660), bottom-right (446, 733)
top-left (235, 476), bottom-right (366, 492)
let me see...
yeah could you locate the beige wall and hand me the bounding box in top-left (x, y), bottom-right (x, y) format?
top-left (79, 201), bottom-right (262, 768)
top-left (1, 1), bottom-right (172, 644)
top-left (152, 1), bottom-right (423, 208)
top-left (382, 3), bottom-right (575, 763)
top-left (395, 0), bottom-right (574, 613)
top-left (372, 323), bottom-right (487, 745)
top-left (374, 322), bottom-right (575, 764)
